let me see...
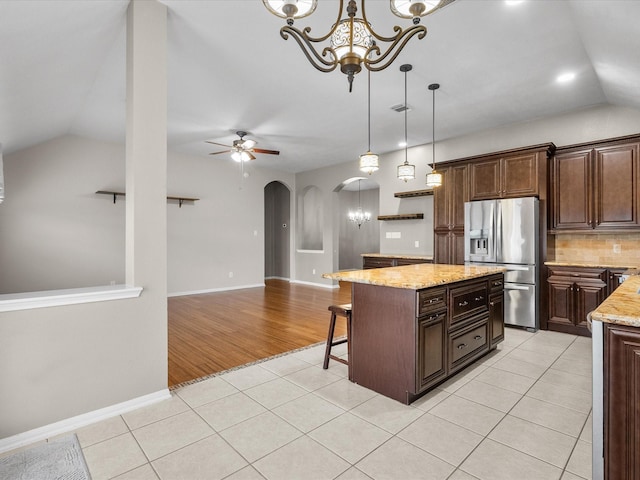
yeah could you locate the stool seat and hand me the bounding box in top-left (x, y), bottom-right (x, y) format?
top-left (323, 303), bottom-right (352, 371)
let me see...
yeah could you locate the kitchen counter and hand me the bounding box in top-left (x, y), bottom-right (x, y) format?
top-left (361, 253), bottom-right (434, 260)
top-left (590, 274), bottom-right (640, 327)
top-left (545, 260), bottom-right (639, 269)
top-left (323, 263), bottom-right (505, 289)
top-left (323, 264), bottom-right (505, 404)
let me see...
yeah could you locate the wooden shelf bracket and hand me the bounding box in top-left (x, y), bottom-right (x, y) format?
top-left (96, 191), bottom-right (199, 208)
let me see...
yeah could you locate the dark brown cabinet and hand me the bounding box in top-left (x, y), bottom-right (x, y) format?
top-left (417, 311), bottom-right (447, 390)
top-left (434, 164), bottom-right (468, 264)
top-left (550, 137), bottom-right (640, 232)
top-left (603, 323), bottom-right (640, 479)
top-left (362, 255), bottom-right (432, 269)
top-left (489, 291), bottom-right (504, 347)
top-left (470, 153), bottom-right (540, 200)
top-left (608, 268), bottom-right (627, 294)
top-left (547, 266), bottom-right (608, 336)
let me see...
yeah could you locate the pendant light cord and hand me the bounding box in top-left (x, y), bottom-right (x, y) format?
top-left (432, 86), bottom-right (435, 170)
top-left (404, 68), bottom-right (408, 165)
top-left (367, 69), bottom-right (372, 152)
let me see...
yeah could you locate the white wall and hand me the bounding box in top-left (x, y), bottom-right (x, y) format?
top-left (0, 135), bottom-right (294, 296)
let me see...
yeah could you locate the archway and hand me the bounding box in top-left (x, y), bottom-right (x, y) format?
top-left (264, 181), bottom-right (291, 279)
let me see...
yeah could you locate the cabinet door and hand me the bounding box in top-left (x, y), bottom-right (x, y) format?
top-left (433, 167), bottom-right (450, 230)
top-left (547, 276), bottom-right (575, 329)
top-left (470, 159), bottom-right (500, 200)
top-left (502, 153), bottom-right (539, 198)
top-left (575, 279), bottom-right (607, 332)
top-left (604, 324), bottom-right (640, 480)
top-left (417, 312), bottom-right (447, 391)
top-left (608, 268), bottom-right (626, 294)
top-left (551, 149), bottom-right (593, 230)
top-left (434, 230), bottom-right (451, 264)
top-left (489, 292), bottom-right (504, 347)
top-left (434, 230), bottom-right (465, 265)
top-left (450, 164), bottom-right (469, 229)
top-left (594, 142), bottom-right (640, 229)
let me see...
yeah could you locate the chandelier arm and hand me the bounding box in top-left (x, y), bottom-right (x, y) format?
top-left (281, 26), bottom-right (339, 71)
top-left (361, 0), bottom-right (425, 43)
top-left (285, 0), bottom-right (345, 44)
top-left (364, 26), bottom-right (427, 71)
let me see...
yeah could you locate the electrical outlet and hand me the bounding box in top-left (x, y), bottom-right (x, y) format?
top-left (228, 271), bottom-right (234, 278)
top-left (386, 232), bottom-right (392, 239)
top-left (613, 244), bottom-right (621, 253)
top-left (312, 269), bottom-right (316, 275)
top-left (415, 241), bottom-right (420, 248)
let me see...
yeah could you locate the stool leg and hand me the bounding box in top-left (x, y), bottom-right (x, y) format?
top-left (323, 312), bottom-right (337, 370)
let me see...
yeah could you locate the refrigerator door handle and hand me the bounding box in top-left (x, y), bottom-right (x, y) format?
top-left (504, 284), bottom-right (531, 291)
top-left (495, 200), bottom-right (502, 262)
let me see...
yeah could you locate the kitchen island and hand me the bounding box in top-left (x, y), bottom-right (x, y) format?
top-left (589, 274), bottom-right (640, 480)
top-left (323, 264), bottom-right (505, 404)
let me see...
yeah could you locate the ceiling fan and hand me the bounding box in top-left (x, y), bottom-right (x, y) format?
top-left (206, 131), bottom-right (280, 162)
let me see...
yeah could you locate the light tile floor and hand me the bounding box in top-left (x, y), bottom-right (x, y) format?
top-left (74, 328), bottom-right (593, 479)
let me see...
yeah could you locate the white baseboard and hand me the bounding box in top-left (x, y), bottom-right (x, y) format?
top-left (264, 276), bottom-right (290, 281)
top-left (168, 283), bottom-right (265, 297)
top-left (0, 389), bottom-right (170, 454)
top-left (289, 279), bottom-right (338, 289)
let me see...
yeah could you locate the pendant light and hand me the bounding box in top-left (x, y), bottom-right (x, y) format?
top-left (397, 64), bottom-right (415, 182)
top-left (348, 179), bottom-right (371, 228)
top-left (359, 68), bottom-right (379, 174)
top-left (426, 83), bottom-right (443, 187)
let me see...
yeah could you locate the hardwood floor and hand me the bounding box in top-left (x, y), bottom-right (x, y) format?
top-left (168, 279), bottom-right (351, 386)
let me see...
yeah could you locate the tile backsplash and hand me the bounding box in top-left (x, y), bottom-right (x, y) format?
top-left (552, 233), bottom-right (640, 266)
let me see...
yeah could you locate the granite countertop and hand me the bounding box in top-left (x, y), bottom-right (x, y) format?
top-left (591, 275), bottom-right (640, 328)
top-left (362, 253), bottom-right (434, 260)
top-left (545, 260), bottom-right (640, 269)
top-left (323, 263), bottom-right (505, 290)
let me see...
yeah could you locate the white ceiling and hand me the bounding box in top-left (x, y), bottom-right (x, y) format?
top-left (1, 0), bottom-right (639, 173)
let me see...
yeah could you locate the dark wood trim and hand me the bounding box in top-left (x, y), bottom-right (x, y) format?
top-left (378, 213), bottom-right (424, 220)
top-left (555, 133), bottom-right (640, 153)
top-left (434, 142), bottom-right (556, 169)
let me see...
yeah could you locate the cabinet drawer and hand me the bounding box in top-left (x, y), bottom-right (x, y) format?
top-left (449, 282), bottom-right (488, 327)
top-left (449, 318), bottom-right (489, 370)
top-left (363, 257), bottom-right (394, 269)
top-left (547, 266), bottom-right (607, 281)
top-left (417, 288), bottom-right (447, 316)
top-left (397, 258), bottom-right (430, 266)
top-left (489, 274), bottom-right (504, 293)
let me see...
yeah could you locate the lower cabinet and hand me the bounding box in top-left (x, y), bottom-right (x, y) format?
top-left (604, 323), bottom-right (640, 479)
top-left (351, 273), bottom-right (504, 404)
top-left (547, 266), bottom-right (608, 336)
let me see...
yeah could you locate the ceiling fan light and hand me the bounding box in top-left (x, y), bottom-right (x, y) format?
top-left (242, 139), bottom-right (256, 150)
top-left (359, 152), bottom-right (379, 174)
top-left (231, 151), bottom-right (243, 163)
top-left (426, 170), bottom-right (442, 187)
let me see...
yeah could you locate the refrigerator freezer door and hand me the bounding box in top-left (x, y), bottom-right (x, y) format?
top-left (497, 197), bottom-right (538, 265)
top-left (464, 200), bottom-right (497, 263)
top-left (504, 282), bottom-right (537, 329)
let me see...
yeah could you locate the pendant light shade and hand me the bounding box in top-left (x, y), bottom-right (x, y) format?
top-left (426, 82), bottom-right (442, 187)
top-left (360, 68), bottom-right (379, 174)
top-left (397, 64), bottom-right (415, 182)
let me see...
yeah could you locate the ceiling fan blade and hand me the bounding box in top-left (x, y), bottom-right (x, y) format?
top-left (252, 148), bottom-right (280, 155)
top-left (209, 150), bottom-right (232, 155)
top-left (205, 140), bottom-right (232, 148)
top-left (248, 152), bottom-right (257, 161)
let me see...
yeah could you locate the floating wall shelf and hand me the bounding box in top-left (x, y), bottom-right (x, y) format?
top-left (96, 190), bottom-right (199, 208)
top-left (377, 213), bottom-right (424, 221)
top-left (394, 189), bottom-right (434, 198)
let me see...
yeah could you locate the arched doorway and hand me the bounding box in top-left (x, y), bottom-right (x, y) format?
top-left (264, 181), bottom-right (291, 280)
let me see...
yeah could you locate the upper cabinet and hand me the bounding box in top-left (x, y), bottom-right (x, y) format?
top-left (550, 135), bottom-right (640, 232)
top-left (470, 153), bottom-right (541, 200)
top-left (434, 164), bottom-right (468, 264)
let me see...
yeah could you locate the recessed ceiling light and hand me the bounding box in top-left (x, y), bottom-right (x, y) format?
top-left (398, 141), bottom-right (407, 147)
top-left (505, 0), bottom-right (524, 5)
top-left (557, 72), bottom-right (576, 83)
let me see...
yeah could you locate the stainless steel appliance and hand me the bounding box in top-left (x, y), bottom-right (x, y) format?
top-left (464, 197), bottom-right (539, 330)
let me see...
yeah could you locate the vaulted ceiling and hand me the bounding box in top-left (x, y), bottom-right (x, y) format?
top-left (1, 0), bottom-right (639, 173)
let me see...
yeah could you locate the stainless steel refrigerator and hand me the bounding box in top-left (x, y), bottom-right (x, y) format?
top-left (464, 197), bottom-right (539, 330)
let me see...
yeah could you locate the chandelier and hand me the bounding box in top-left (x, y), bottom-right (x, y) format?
top-left (397, 64), bottom-right (415, 182)
top-left (426, 83), bottom-right (442, 187)
top-left (262, 0), bottom-right (455, 92)
top-left (348, 179), bottom-right (371, 228)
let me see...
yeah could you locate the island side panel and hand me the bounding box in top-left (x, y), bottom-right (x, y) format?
top-left (351, 282), bottom-right (417, 403)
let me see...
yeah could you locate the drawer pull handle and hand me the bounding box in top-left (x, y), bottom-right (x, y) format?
top-left (458, 301), bottom-right (469, 307)
top-left (493, 281), bottom-right (502, 286)
top-left (474, 296), bottom-right (484, 301)
top-left (428, 298), bottom-right (442, 304)
top-left (457, 343), bottom-right (467, 350)
top-left (427, 315), bottom-right (438, 321)
top-left (489, 301), bottom-right (495, 306)
top-left (474, 335), bottom-right (483, 340)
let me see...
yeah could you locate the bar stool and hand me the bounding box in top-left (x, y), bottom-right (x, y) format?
top-left (323, 303), bottom-right (352, 370)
